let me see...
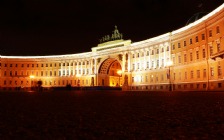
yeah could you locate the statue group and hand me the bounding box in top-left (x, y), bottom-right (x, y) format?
top-left (99, 26), bottom-right (123, 43)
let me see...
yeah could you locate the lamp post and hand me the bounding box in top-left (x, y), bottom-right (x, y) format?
top-left (167, 61), bottom-right (173, 91)
top-left (117, 70), bottom-right (122, 87)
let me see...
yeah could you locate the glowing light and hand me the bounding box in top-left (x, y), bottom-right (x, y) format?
top-left (117, 70), bottom-right (122, 75)
top-left (167, 61), bottom-right (173, 67)
top-left (76, 74), bottom-right (81, 77)
top-left (29, 75), bottom-right (35, 79)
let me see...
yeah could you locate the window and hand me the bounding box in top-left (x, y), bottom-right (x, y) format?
top-left (151, 50), bottom-right (154, 55)
top-left (161, 48), bottom-right (164, 53)
top-left (217, 43), bottom-right (221, 52)
top-left (32, 64), bottom-right (34, 67)
top-left (10, 64), bottom-right (12, 67)
top-left (151, 61), bottom-right (154, 68)
top-left (41, 71), bottom-right (43, 76)
top-left (197, 70), bottom-right (200, 78)
top-left (178, 43), bottom-right (181, 48)
top-left (137, 63), bottom-right (140, 69)
top-left (147, 62), bottom-right (149, 68)
top-left (191, 71), bottom-right (194, 79)
top-left (203, 69), bottom-right (206, 78)
top-left (157, 60), bottom-right (159, 67)
top-left (167, 46), bottom-right (169, 51)
top-left (146, 51), bottom-right (149, 56)
top-left (137, 53), bottom-right (139, 58)
top-left (202, 49), bottom-right (206, 58)
top-left (195, 36), bottom-right (198, 42)
top-left (173, 73), bottom-right (176, 80)
top-left (210, 45), bottom-right (213, 56)
top-left (216, 26), bottom-right (220, 34)
top-left (190, 38), bottom-right (193, 44)
top-left (178, 56), bottom-right (181, 63)
top-left (161, 59), bottom-right (164, 67)
top-left (190, 52), bottom-right (193, 61)
top-left (179, 72), bottom-right (181, 80)
top-left (172, 57), bottom-right (175, 64)
top-left (185, 72), bottom-right (187, 79)
top-left (209, 30), bottom-right (212, 37)
top-left (184, 54), bottom-right (187, 62)
top-left (46, 64), bottom-right (48, 67)
top-left (41, 64), bottom-right (44, 67)
top-left (210, 67), bottom-right (214, 77)
top-left (218, 65), bottom-right (222, 76)
top-left (172, 44), bottom-right (175, 50)
top-left (27, 64), bottom-right (29, 67)
top-left (202, 34), bottom-right (205, 40)
top-left (67, 63), bottom-right (69, 66)
top-left (132, 54), bottom-right (135, 58)
top-left (145, 75), bottom-right (148, 82)
top-left (132, 64), bottom-right (135, 70)
top-left (50, 63), bottom-right (52, 67)
top-left (21, 64), bottom-right (24, 67)
top-left (37, 64), bottom-right (39, 67)
top-left (184, 41), bottom-right (186, 47)
top-left (196, 51), bottom-right (199, 59)
top-left (156, 49), bottom-right (159, 54)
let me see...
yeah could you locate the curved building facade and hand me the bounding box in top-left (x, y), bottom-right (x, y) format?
top-left (1, 3), bottom-right (224, 91)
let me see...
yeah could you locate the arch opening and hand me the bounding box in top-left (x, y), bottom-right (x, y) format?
top-left (98, 58), bottom-right (122, 87)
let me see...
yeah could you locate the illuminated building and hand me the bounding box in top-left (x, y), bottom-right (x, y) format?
top-left (1, 3), bottom-right (224, 91)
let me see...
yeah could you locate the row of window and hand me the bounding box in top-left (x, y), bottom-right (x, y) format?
top-left (132, 46), bottom-right (169, 58)
top-left (131, 66), bottom-right (222, 83)
top-left (0, 61), bottom-right (94, 68)
top-left (172, 26), bottom-right (220, 50)
top-left (4, 69), bottom-right (94, 77)
top-left (2, 79), bottom-right (90, 86)
top-left (132, 59), bottom-right (167, 70)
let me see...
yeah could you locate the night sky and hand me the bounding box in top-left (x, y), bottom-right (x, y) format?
top-left (0, 0), bottom-right (223, 56)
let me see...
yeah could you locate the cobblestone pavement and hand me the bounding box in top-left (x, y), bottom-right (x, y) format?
top-left (0, 91), bottom-right (224, 139)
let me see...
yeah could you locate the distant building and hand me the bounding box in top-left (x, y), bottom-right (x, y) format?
top-left (1, 3), bottom-right (224, 91)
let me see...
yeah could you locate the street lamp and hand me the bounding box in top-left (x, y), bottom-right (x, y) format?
top-left (167, 61), bottom-right (173, 91)
top-left (117, 70), bottom-right (122, 87)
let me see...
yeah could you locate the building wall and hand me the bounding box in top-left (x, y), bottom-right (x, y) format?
top-left (1, 3), bottom-right (224, 91)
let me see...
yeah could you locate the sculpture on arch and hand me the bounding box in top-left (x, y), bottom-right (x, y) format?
top-left (99, 25), bottom-right (124, 43)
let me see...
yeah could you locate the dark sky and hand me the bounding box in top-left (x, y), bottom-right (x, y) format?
top-left (0, 0), bottom-right (223, 56)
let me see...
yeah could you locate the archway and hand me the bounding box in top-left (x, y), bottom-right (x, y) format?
top-left (98, 58), bottom-right (122, 87)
